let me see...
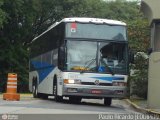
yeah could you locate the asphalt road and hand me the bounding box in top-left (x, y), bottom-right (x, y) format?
top-left (0, 95), bottom-right (140, 120)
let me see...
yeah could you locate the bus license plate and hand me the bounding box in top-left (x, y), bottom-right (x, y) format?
top-left (91, 90), bottom-right (102, 94)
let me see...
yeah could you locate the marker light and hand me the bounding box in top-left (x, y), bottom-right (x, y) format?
top-left (112, 82), bottom-right (127, 86)
top-left (64, 79), bottom-right (81, 84)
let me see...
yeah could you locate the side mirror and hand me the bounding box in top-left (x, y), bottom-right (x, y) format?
top-left (129, 50), bottom-right (134, 64)
top-left (58, 46), bottom-right (65, 70)
top-left (147, 48), bottom-right (152, 55)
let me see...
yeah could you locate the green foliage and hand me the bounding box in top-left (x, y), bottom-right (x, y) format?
top-left (0, 0), bottom-right (150, 93)
top-left (128, 19), bottom-right (150, 52)
top-left (130, 52), bottom-right (148, 99)
top-left (0, 0), bottom-right (6, 27)
top-left (125, 3), bottom-right (150, 99)
top-left (103, 0), bottom-right (141, 21)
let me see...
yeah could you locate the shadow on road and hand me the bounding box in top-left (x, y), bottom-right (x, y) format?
top-left (48, 97), bottom-right (124, 110)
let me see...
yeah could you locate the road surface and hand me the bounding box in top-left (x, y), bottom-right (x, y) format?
top-left (0, 94), bottom-right (142, 120)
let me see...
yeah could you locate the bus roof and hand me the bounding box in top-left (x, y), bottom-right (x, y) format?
top-left (61, 17), bottom-right (126, 26)
top-left (32, 17), bottom-right (126, 42)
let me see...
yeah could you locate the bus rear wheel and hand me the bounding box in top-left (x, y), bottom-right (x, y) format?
top-left (33, 84), bottom-right (39, 98)
top-left (104, 97), bottom-right (112, 106)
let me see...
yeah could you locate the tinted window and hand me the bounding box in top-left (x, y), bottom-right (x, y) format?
top-left (30, 23), bottom-right (65, 58)
top-left (66, 23), bottom-right (126, 41)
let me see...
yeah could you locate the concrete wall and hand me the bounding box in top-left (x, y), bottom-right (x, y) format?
top-left (154, 23), bottom-right (160, 51)
top-left (141, 0), bottom-right (160, 109)
top-left (141, 0), bottom-right (160, 24)
top-left (148, 22), bottom-right (160, 108)
top-left (148, 52), bottom-right (160, 108)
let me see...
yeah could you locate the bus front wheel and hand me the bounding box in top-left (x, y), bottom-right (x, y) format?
top-left (104, 97), bottom-right (112, 106)
top-left (69, 96), bottom-right (82, 104)
top-left (53, 82), bottom-right (63, 102)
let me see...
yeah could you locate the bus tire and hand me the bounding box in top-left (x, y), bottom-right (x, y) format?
top-left (104, 97), bottom-right (112, 106)
top-left (33, 83), bottom-right (39, 98)
top-left (53, 79), bottom-right (63, 102)
top-left (39, 93), bottom-right (48, 99)
top-left (69, 96), bottom-right (82, 104)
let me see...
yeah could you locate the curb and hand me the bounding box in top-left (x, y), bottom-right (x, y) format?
top-left (125, 99), bottom-right (160, 117)
top-left (0, 93), bottom-right (33, 100)
top-left (19, 93), bottom-right (32, 96)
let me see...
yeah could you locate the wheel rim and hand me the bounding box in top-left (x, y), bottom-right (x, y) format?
top-left (33, 85), bottom-right (37, 96)
top-left (35, 86), bottom-right (37, 95)
top-left (33, 86), bottom-right (35, 94)
top-left (53, 85), bottom-right (56, 96)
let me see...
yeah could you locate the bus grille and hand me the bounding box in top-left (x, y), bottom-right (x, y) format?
top-left (81, 82), bottom-right (112, 86)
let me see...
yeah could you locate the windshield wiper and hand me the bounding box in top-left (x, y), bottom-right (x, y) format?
top-left (80, 58), bottom-right (114, 75)
top-left (100, 59), bottom-right (114, 76)
top-left (80, 58), bottom-right (96, 74)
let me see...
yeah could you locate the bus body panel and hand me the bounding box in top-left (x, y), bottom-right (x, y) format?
top-left (29, 71), bottom-right (39, 92)
top-left (29, 69), bottom-right (127, 98)
top-left (62, 72), bottom-right (127, 98)
top-left (63, 85), bottom-right (126, 98)
top-left (29, 67), bottom-right (63, 95)
top-left (29, 48), bottom-right (61, 95)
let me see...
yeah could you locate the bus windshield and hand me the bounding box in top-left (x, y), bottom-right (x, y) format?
top-left (99, 42), bottom-right (128, 74)
top-left (66, 23), bottom-right (126, 41)
top-left (65, 40), bottom-right (128, 74)
top-left (66, 41), bottom-right (97, 72)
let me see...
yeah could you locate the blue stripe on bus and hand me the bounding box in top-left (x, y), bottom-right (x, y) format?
top-left (91, 76), bottom-right (124, 82)
top-left (38, 67), bottom-right (54, 84)
top-left (31, 61), bottom-right (53, 69)
top-left (31, 61), bottom-right (55, 84)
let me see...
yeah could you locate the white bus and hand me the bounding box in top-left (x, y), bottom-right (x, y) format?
top-left (29, 17), bottom-right (129, 106)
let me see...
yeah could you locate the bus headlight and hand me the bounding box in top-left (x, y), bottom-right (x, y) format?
top-left (64, 79), bottom-right (81, 84)
top-left (112, 82), bottom-right (127, 86)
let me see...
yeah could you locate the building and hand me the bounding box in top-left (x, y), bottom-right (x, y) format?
top-left (141, 0), bottom-right (160, 108)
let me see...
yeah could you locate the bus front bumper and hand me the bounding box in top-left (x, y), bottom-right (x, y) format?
top-left (63, 84), bottom-right (127, 98)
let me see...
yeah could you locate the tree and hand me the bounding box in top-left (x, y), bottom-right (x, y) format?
top-left (130, 52), bottom-right (148, 99)
top-left (0, 0), bottom-right (6, 27)
top-left (0, 0), bottom-right (150, 93)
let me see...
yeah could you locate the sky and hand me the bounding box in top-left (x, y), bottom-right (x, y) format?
top-left (105, 0), bottom-right (141, 2)
top-left (104, 0), bottom-right (141, 4)
top-left (126, 0), bottom-right (141, 1)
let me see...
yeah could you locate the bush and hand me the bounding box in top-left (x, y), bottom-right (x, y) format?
top-left (130, 52), bottom-right (148, 99)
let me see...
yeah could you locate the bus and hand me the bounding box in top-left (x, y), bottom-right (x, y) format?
top-left (29, 17), bottom-right (129, 106)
